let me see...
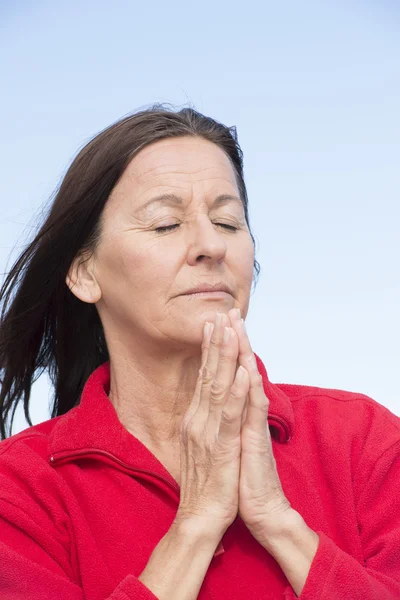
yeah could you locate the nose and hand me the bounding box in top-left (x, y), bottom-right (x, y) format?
top-left (186, 216), bottom-right (227, 266)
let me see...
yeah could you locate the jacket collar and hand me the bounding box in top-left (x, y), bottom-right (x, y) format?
top-left (48, 354), bottom-right (294, 472)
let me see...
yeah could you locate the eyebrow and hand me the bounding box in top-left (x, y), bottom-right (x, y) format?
top-left (135, 193), bottom-right (243, 216)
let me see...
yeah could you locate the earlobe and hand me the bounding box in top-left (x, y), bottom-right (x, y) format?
top-left (65, 255), bottom-right (102, 304)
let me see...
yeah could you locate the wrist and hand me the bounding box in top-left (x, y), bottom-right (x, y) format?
top-left (261, 509), bottom-right (319, 557)
top-left (257, 510), bottom-right (319, 597)
top-left (171, 516), bottom-right (224, 549)
top-left (139, 517), bottom-right (222, 599)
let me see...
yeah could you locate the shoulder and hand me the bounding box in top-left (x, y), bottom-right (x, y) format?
top-left (0, 414), bottom-right (70, 507)
top-left (0, 416), bottom-right (61, 462)
top-left (278, 381), bottom-right (399, 430)
top-left (0, 417), bottom-right (64, 501)
top-left (277, 381), bottom-right (400, 465)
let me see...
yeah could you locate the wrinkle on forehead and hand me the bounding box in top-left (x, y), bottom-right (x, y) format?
top-left (124, 136), bottom-right (237, 185)
top-left (107, 137), bottom-right (241, 221)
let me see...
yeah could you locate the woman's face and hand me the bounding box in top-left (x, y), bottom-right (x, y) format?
top-left (90, 136), bottom-right (255, 349)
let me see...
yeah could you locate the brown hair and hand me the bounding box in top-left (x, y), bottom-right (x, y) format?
top-left (0, 105), bottom-right (260, 440)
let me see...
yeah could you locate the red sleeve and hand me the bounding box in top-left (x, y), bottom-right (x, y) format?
top-left (0, 444), bottom-right (159, 600)
top-left (284, 441), bottom-right (400, 599)
top-left (0, 538), bottom-right (158, 600)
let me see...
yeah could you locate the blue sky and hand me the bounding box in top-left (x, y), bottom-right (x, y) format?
top-left (1, 0), bottom-right (399, 433)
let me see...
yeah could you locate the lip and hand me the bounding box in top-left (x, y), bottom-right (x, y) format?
top-left (182, 283), bottom-right (233, 296)
top-left (184, 290), bottom-right (231, 299)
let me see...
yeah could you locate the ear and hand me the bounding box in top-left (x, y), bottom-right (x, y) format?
top-left (66, 252), bottom-right (102, 304)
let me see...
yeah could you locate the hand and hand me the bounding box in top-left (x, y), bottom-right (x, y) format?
top-left (228, 308), bottom-right (293, 547)
top-left (174, 311), bottom-right (250, 540)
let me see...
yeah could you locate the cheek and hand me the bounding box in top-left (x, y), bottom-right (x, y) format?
top-left (235, 241), bottom-right (254, 317)
top-left (114, 237), bottom-right (181, 298)
top-left (95, 239), bottom-right (172, 328)
top-left (233, 238), bottom-right (255, 282)
top-left (94, 237), bottom-right (145, 299)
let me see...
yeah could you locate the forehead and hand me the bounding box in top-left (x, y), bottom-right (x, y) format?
top-left (117, 136), bottom-right (239, 195)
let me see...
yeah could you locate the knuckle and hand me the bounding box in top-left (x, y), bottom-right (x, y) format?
top-left (230, 383), bottom-right (245, 399)
top-left (208, 337), bottom-right (220, 350)
top-left (210, 380), bottom-right (227, 401)
top-left (184, 419), bottom-right (203, 440)
top-left (221, 341), bottom-right (235, 357)
top-left (202, 365), bottom-right (214, 386)
top-left (262, 392), bottom-right (270, 406)
top-left (218, 352), bottom-right (233, 366)
top-left (220, 409), bottom-right (237, 426)
top-left (258, 398), bottom-right (270, 413)
top-left (253, 373), bottom-right (264, 387)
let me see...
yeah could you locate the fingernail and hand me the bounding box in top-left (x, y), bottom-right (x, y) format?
top-left (203, 322), bottom-right (211, 337)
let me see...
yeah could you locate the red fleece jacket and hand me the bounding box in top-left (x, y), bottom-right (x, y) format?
top-left (0, 356), bottom-right (399, 599)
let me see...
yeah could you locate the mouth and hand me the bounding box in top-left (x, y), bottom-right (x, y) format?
top-left (181, 283), bottom-right (233, 296)
top-left (183, 290), bottom-right (232, 299)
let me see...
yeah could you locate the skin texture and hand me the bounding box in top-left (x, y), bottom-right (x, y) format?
top-left (67, 136), bottom-right (319, 597)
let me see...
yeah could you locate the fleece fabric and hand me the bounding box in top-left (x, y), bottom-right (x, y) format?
top-left (0, 356), bottom-right (400, 599)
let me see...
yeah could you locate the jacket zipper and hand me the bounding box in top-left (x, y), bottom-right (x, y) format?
top-left (49, 448), bottom-right (181, 497)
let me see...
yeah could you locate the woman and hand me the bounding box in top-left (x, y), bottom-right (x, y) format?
top-left (0, 107), bottom-right (399, 600)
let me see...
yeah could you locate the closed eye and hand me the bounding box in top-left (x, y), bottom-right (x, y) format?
top-left (154, 223), bottom-right (238, 233)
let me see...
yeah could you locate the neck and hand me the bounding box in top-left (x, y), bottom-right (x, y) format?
top-left (107, 338), bottom-right (203, 452)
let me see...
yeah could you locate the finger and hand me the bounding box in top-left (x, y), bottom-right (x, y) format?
top-left (207, 325), bottom-right (239, 426)
top-left (243, 374), bottom-right (271, 436)
top-left (201, 320), bottom-right (215, 368)
top-left (219, 365), bottom-right (250, 443)
top-left (230, 317), bottom-right (259, 385)
top-left (227, 307), bottom-right (242, 325)
top-left (196, 312), bottom-right (228, 416)
top-left (228, 311), bottom-right (270, 436)
top-left (184, 320), bottom-right (214, 422)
